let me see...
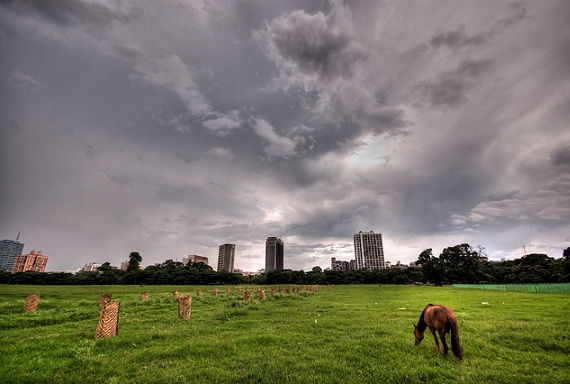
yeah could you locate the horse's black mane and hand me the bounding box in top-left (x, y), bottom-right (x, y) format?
top-left (417, 303), bottom-right (434, 332)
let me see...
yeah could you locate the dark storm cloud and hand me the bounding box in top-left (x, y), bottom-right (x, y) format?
top-left (256, 3), bottom-right (365, 80)
top-left (1, 0), bottom-right (568, 270)
top-left (254, 0), bottom-right (407, 146)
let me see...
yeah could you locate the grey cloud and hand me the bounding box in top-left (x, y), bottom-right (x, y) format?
top-left (420, 77), bottom-right (467, 107)
top-left (495, 2), bottom-right (528, 30)
top-left (256, 3), bottom-right (365, 80)
top-left (486, 190), bottom-right (520, 202)
top-left (6, 70), bottom-right (41, 93)
top-left (83, 145), bottom-right (97, 159)
top-left (103, 168), bottom-right (141, 188)
top-left (456, 59), bottom-right (492, 77)
top-left (449, 178), bottom-right (570, 229)
top-left (551, 144), bottom-right (570, 165)
top-left (429, 3), bottom-right (528, 50)
top-left (202, 111), bottom-right (242, 137)
top-left (207, 147), bottom-right (235, 161)
top-left (107, 42), bottom-right (144, 60)
top-left (0, 0), bottom-right (136, 27)
top-left (174, 152), bottom-right (194, 164)
top-left (431, 29), bottom-right (486, 49)
top-left (131, 55), bottom-right (212, 116)
top-left (1, 0), bottom-right (568, 271)
top-left (252, 118), bottom-right (297, 159)
top-left (417, 59), bottom-right (492, 107)
top-left (255, 0), bottom-right (406, 143)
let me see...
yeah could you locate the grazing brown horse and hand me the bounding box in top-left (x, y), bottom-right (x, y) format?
top-left (413, 304), bottom-right (463, 360)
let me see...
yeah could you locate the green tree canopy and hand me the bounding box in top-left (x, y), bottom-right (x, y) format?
top-left (97, 262), bottom-right (113, 273)
top-left (127, 252), bottom-right (142, 272)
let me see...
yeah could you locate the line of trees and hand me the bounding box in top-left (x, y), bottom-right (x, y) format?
top-left (1, 245), bottom-right (568, 286)
top-left (415, 244), bottom-right (569, 285)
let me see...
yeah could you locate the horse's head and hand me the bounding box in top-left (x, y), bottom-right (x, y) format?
top-left (413, 323), bottom-right (424, 345)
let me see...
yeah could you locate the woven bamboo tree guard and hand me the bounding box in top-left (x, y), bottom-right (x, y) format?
top-left (172, 291), bottom-right (180, 299)
top-left (270, 288), bottom-right (276, 297)
top-left (259, 290), bottom-right (266, 302)
top-left (140, 292), bottom-right (149, 301)
top-left (237, 287), bottom-right (241, 293)
top-left (243, 290), bottom-right (250, 304)
top-left (213, 288), bottom-right (219, 297)
top-left (24, 294), bottom-right (40, 313)
top-left (195, 288), bottom-right (202, 296)
top-left (95, 300), bottom-right (120, 339)
top-left (226, 287), bottom-right (231, 294)
top-left (178, 295), bottom-right (192, 320)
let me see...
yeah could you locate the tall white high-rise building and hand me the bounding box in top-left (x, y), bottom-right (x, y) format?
top-left (218, 244), bottom-right (235, 272)
top-left (353, 231), bottom-right (385, 270)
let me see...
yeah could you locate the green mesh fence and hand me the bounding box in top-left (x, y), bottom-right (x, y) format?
top-left (452, 283), bottom-right (570, 294)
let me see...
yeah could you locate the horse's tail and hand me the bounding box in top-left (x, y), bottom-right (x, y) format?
top-left (448, 316), bottom-right (463, 360)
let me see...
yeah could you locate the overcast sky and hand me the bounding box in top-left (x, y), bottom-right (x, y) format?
top-left (1, 0), bottom-right (569, 272)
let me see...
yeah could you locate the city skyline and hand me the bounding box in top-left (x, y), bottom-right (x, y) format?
top-left (1, 227), bottom-right (568, 273)
top-left (0, 231), bottom-right (388, 272)
top-left (1, 1), bottom-right (568, 272)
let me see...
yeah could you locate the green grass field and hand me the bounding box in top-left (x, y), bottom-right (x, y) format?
top-left (0, 285), bottom-right (568, 384)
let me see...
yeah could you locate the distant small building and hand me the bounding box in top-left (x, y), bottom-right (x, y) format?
top-left (50, 269), bottom-right (77, 274)
top-left (242, 269), bottom-right (264, 276)
top-left (12, 251), bottom-right (48, 273)
top-left (183, 254), bottom-right (209, 265)
top-left (331, 257), bottom-right (356, 271)
top-left (409, 261), bottom-right (417, 267)
top-left (349, 259), bottom-right (357, 270)
top-left (393, 261), bottom-right (407, 269)
top-left (82, 262), bottom-right (101, 272)
top-left (119, 261), bottom-right (129, 271)
top-left (331, 257), bottom-right (349, 271)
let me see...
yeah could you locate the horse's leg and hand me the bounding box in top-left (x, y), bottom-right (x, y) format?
top-left (439, 329), bottom-right (449, 356)
top-left (430, 328), bottom-right (440, 353)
